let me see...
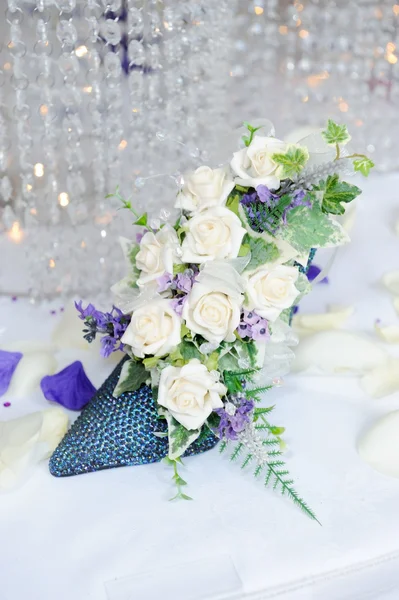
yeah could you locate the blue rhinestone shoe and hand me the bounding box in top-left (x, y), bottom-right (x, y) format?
top-left (49, 358), bottom-right (219, 477)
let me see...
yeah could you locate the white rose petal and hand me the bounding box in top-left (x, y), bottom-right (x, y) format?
top-left (394, 298), bottom-right (399, 316)
top-left (181, 207), bottom-right (246, 264)
top-left (382, 270), bottom-right (399, 296)
top-left (231, 135), bottom-right (287, 189)
top-left (183, 263), bottom-right (244, 345)
top-left (245, 264), bottom-right (299, 322)
top-left (293, 305), bottom-right (354, 336)
top-left (121, 299), bottom-right (181, 359)
top-left (158, 359), bottom-right (226, 430)
top-left (358, 410), bottom-right (399, 478)
top-left (361, 359), bottom-right (399, 399)
top-left (136, 225), bottom-right (180, 288)
top-left (175, 166), bottom-right (234, 213)
top-left (374, 321), bottom-right (399, 344)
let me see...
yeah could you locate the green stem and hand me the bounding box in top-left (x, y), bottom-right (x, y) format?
top-left (343, 152), bottom-right (368, 160)
top-left (335, 143), bottom-right (340, 160)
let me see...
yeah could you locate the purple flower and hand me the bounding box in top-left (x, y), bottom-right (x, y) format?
top-left (251, 319), bottom-right (269, 341)
top-left (215, 397), bottom-right (255, 441)
top-left (157, 272), bottom-right (173, 293)
top-left (170, 295), bottom-right (188, 316)
top-left (75, 301), bottom-right (130, 355)
top-left (242, 309), bottom-right (260, 326)
top-left (41, 361), bottom-right (96, 411)
top-left (135, 229), bottom-right (148, 244)
top-left (0, 350), bottom-right (23, 397)
top-left (237, 322), bottom-right (251, 338)
top-left (175, 270), bottom-right (195, 294)
top-left (257, 185), bottom-right (279, 205)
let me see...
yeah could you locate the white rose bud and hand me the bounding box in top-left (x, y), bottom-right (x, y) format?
top-left (181, 207), bottom-right (246, 264)
top-left (231, 135), bottom-right (288, 189)
top-left (175, 166), bottom-right (234, 214)
top-left (245, 264), bottom-right (300, 322)
top-left (136, 225), bottom-right (180, 288)
top-left (121, 299), bottom-right (181, 358)
top-left (183, 263), bottom-right (244, 345)
top-left (158, 359), bottom-right (226, 430)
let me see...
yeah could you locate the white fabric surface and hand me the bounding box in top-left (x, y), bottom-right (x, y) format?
top-left (1, 174), bottom-right (399, 600)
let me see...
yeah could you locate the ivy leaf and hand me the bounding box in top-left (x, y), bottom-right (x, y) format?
top-left (179, 340), bottom-right (202, 362)
top-left (244, 236), bottom-right (280, 272)
top-left (321, 119), bottom-right (351, 146)
top-left (225, 192), bottom-right (241, 217)
top-left (159, 409), bottom-right (201, 460)
top-left (272, 145), bottom-right (309, 178)
top-left (143, 356), bottom-right (160, 370)
top-left (173, 263), bottom-right (186, 275)
top-left (113, 359), bottom-right (149, 397)
top-left (133, 213), bottom-right (147, 226)
top-left (316, 175), bottom-right (361, 215)
top-left (280, 203), bottom-right (349, 253)
top-left (353, 156), bottom-right (374, 177)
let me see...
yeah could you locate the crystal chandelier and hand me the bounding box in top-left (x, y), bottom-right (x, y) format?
top-left (0, 0), bottom-right (236, 299)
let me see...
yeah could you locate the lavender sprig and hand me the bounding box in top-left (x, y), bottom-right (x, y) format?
top-left (75, 301), bottom-right (131, 357)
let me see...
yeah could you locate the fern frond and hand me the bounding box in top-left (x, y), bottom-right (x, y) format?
top-left (230, 443), bottom-right (243, 462)
top-left (219, 441), bottom-right (228, 454)
top-left (246, 387), bottom-right (272, 401)
top-left (241, 453), bottom-right (253, 469)
top-left (254, 464), bottom-right (263, 478)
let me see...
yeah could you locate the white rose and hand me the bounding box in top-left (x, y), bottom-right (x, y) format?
top-left (245, 264), bottom-right (299, 322)
top-left (181, 207), bottom-right (246, 264)
top-left (183, 262), bottom-right (244, 344)
top-left (231, 135), bottom-right (288, 189)
top-left (175, 166), bottom-right (234, 213)
top-left (158, 359), bottom-right (226, 430)
top-left (136, 226), bottom-right (179, 287)
top-left (121, 299), bottom-right (181, 358)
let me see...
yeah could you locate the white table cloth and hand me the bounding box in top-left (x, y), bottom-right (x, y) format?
top-left (1, 174), bottom-right (399, 600)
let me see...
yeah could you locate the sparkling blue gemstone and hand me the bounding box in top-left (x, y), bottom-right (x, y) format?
top-left (49, 358), bottom-right (219, 477)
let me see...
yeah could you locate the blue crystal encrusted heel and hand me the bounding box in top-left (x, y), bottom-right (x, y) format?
top-left (49, 359), bottom-right (219, 477)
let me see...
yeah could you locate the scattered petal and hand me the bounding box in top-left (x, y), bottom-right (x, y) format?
top-left (51, 302), bottom-right (93, 351)
top-left (374, 321), bottom-right (399, 344)
top-left (395, 219), bottom-right (399, 237)
top-left (361, 359), bottom-right (399, 398)
top-left (0, 407), bottom-right (68, 491)
top-left (306, 264), bottom-right (329, 284)
top-left (292, 330), bottom-right (388, 374)
top-left (393, 298), bottom-right (399, 316)
top-left (382, 271), bottom-right (399, 295)
top-left (293, 305), bottom-right (354, 336)
top-left (2, 351), bottom-right (57, 400)
top-left (0, 350), bottom-right (23, 396)
top-left (41, 361), bottom-right (96, 411)
top-left (358, 410), bottom-right (399, 478)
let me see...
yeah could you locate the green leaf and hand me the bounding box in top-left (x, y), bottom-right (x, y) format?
top-left (321, 119), bottom-right (351, 146)
top-left (218, 351), bottom-right (240, 374)
top-left (279, 203), bottom-right (349, 253)
top-left (179, 340), bottom-right (202, 362)
top-left (133, 213), bottom-right (147, 226)
top-left (238, 243), bottom-right (250, 257)
top-left (205, 351), bottom-right (219, 371)
top-left (242, 122), bottom-right (262, 147)
top-left (315, 174), bottom-right (361, 216)
top-left (244, 236), bottom-right (280, 272)
top-left (143, 356), bottom-right (160, 370)
top-left (173, 263), bottom-right (186, 275)
top-left (160, 409), bottom-right (201, 460)
top-left (353, 156), bottom-right (374, 177)
top-left (226, 192), bottom-right (241, 217)
top-left (272, 145), bottom-right (309, 178)
top-left (113, 359), bottom-right (148, 397)
top-left (180, 323), bottom-right (190, 338)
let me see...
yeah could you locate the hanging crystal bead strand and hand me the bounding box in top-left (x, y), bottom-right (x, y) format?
top-left (0, 7), bottom-right (13, 230)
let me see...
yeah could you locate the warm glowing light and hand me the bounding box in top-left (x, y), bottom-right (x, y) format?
top-left (355, 119), bottom-right (364, 127)
top-left (387, 42), bottom-right (396, 52)
top-left (296, 18), bottom-right (302, 27)
top-left (163, 21), bottom-right (171, 30)
top-left (83, 85), bottom-right (92, 94)
top-left (295, 3), bottom-right (304, 11)
top-left (30, 208), bottom-right (37, 215)
top-left (394, 4), bottom-right (399, 16)
top-left (375, 7), bottom-right (383, 19)
top-left (40, 104), bottom-right (48, 116)
top-left (118, 139), bottom-right (128, 150)
top-left (339, 101), bottom-right (349, 112)
top-left (58, 192), bottom-right (70, 207)
top-left (302, 95), bottom-right (309, 102)
top-left (81, 240), bottom-right (86, 249)
top-left (34, 163), bottom-right (44, 177)
top-left (254, 6), bottom-right (264, 15)
top-left (279, 25), bottom-right (288, 35)
top-left (49, 259), bottom-right (56, 269)
top-left (8, 42), bottom-right (14, 49)
top-left (26, 184), bottom-right (33, 192)
top-left (132, 108), bottom-right (140, 113)
top-left (8, 221), bottom-right (23, 244)
top-left (3, 62), bottom-right (11, 71)
top-left (101, 229), bottom-right (107, 238)
top-left (307, 71), bottom-right (329, 88)
top-left (387, 53), bottom-right (398, 63)
top-left (299, 29), bottom-right (309, 38)
top-left (75, 45), bottom-right (88, 58)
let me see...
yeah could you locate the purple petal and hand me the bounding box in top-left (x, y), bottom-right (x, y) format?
top-left (40, 361), bottom-right (96, 411)
top-left (0, 350), bottom-right (23, 396)
top-left (157, 272), bottom-right (173, 293)
top-left (307, 264), bottom-right (329, 284)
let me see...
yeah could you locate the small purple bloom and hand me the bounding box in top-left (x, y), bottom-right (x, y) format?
top-left (307, 264), bottom-right (329, 284)
top-left (251, 319), bottom-right (269, 341)
top-left (135, 229), bottom-right (148, 244)
top-left (215, 397), bottom-right (255, 441)
top-left (175, 270), bottom-right (195, 294)
top-left (75, 301), bottom-right (130, 354)
top-left (237, 322), bottom-right (251, 338)
top-left (0, 350), bottom-right (23, 397)
top-left (257, 185), bottom-right (279, 205)
top-left (40, 361), bottom-right (96, 411)
top-left (170, 295), bottom-right (187, 316)
top-left (242, 309), bottom-right (260, 326)
top-left (157, 272), bottom-right (173, 293)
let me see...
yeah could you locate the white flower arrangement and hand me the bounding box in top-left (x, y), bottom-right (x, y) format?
top-left (77, 119), bottom-right (373, 519)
